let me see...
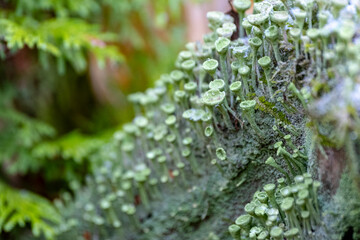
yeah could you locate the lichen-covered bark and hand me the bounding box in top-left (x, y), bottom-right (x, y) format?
top-left (54, 1), bottom-right (360, 240)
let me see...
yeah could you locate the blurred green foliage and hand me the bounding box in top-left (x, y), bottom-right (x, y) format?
top-left (0, 0), bottom-right (186, 238)
top-left (0, 90), bottom-right (56, 175)
top-left (0, 182), bottom-right (61, 239)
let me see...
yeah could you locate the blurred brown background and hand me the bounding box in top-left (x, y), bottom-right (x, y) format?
top-left (185, 0), bottom-right (230, 41)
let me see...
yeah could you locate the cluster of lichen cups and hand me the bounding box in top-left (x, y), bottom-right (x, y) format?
top-left (229, 174), bottom-right (321, 240)
top-left (55, 0), bottom-right (360, 234)
top-left (264, 133), bottom-right (308, 183)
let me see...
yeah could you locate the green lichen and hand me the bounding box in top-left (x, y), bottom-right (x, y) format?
top-left (54, 1), bottom-right (360, 240)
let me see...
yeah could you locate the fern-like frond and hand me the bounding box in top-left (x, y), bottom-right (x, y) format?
top-left (14, 0), bottom-right (100, 18)
top-left (0, 107), bottom-right (56, 174)
top-left (32, 130), bottom-right (106, 164)
top-left (0, 182), bottom-right (61, 239)
top-left (0, 16), bottom-right (123, 71)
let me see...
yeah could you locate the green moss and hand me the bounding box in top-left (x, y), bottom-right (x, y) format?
top-left (257, 96), bottom-right (290, 124)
